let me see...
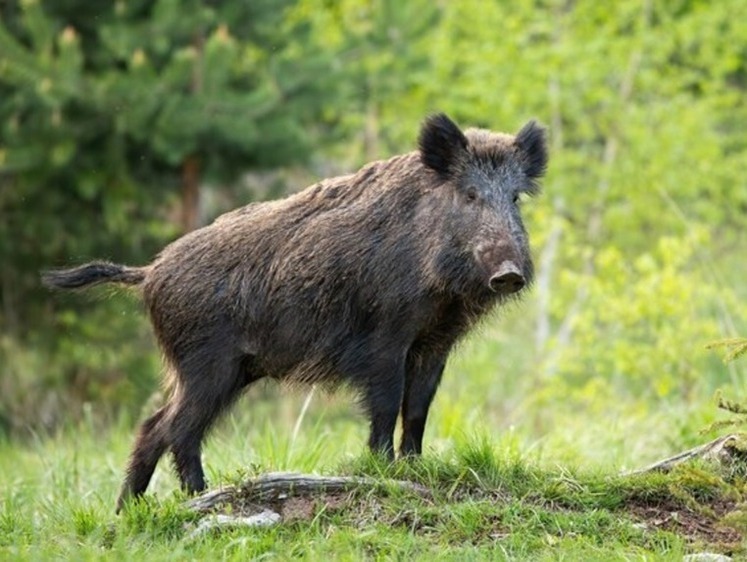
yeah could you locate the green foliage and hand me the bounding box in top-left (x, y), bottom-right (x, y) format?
top-left (541, 231), bottom-right (724, 407)
top-left (0, 0), bottom-right (338, 431)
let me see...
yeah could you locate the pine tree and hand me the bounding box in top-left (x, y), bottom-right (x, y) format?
top-left (0, 0), bottom-right (335, 431)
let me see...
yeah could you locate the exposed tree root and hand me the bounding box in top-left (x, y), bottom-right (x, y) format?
top-left (624, 434), bottom-right (744, 476)
top-left (184, 472), bottom-right (432, 535)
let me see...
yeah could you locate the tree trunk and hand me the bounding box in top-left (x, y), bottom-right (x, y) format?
top-left (180, 155), bottom-right (200, 233)
top-left (179, 29), bottom-right (205, 234)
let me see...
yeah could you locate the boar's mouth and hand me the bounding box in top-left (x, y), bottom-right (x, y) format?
top-left (488, 261), bottom-right (526, 294)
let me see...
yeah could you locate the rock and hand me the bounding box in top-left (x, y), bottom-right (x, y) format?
top-left (187, 510), bottom-right (281, 539)
top-left (683, 553), bottom-right (732, 562)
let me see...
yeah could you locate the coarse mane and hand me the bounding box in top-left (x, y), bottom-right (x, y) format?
top-left (463, 128), bottom-right (518, 170)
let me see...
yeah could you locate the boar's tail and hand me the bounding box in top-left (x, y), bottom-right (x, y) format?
top-left (41, 261), bottom-right (147, 290)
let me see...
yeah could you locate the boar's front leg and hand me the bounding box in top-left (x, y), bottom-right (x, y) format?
top-left (399, 351), bottom-right (447, 456)
top-left (362, 357), bottom-right (406, 460)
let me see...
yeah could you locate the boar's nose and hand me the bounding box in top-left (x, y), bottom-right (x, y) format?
top-left (489, 261), bottom-right (525, 294)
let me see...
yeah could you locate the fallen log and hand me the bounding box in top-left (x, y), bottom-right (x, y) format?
top-left (624, 434), bottom-right (744, 476)
top-left (185, 471), bottom-right (430, 514)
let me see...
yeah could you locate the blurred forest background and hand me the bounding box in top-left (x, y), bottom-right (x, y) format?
top-left (1, 0), bottom-right (745, 465)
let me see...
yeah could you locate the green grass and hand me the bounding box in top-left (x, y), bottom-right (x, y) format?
top-left (2, 303), bottom-right (746, 560)
top-left (1, 399), bottom-right (745, 561)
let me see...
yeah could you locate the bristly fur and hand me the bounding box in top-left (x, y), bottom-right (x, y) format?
top-left (41, 261), bottom-right (146, 289)
top-left (463, 128), bottom-right (516, 170)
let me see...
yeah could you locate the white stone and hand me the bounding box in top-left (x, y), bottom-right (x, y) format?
top-left (683, 553), bottom-right (732, 562)
top-left (187, 510), bottom-right (281, 539)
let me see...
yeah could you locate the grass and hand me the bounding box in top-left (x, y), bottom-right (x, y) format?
top-left (2, 303), bottom-right (746, 560)
top-left (2, 398), bottom-right (746, 561)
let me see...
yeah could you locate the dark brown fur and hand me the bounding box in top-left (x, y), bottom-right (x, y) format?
top-left (42, 114), bottom-right (548, 511)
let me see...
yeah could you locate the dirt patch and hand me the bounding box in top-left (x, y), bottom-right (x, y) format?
top-left (278, 492), bottom-right (351, 523)
top-left (626, 496), bottom-right (743, 552)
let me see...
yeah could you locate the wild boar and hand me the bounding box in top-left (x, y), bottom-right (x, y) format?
top-left (42, 113), bottom-right (547, 510)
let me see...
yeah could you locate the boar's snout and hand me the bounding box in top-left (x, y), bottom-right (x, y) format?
top-left (488, 261), bottom-right (525, 294)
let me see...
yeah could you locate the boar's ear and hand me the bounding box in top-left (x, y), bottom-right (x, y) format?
top-left (515, 120), bottom-right (548, 179)
top-left (419, 113), bottom-right (468, 178)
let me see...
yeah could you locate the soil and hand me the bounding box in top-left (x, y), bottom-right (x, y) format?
top-left (626, 495), bottom-right (743, 553)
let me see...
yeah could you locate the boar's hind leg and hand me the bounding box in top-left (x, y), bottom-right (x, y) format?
top-left (116, 405), bottom-right (170, 512)
top-left (400, 352), bottom-right (447, 456)
top-left (167, 352), bottom-right (259, 495)
top-left (362, 358), bottom-right (406, 460)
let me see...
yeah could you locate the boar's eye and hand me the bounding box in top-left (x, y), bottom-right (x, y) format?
top-left (465, 188), bottom-right (478, 202)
